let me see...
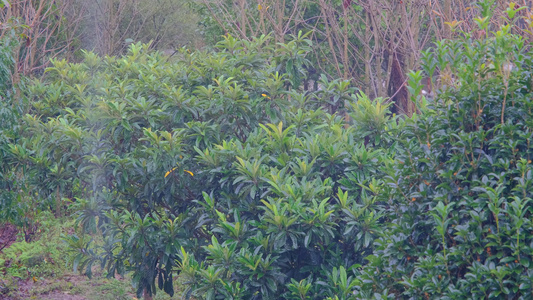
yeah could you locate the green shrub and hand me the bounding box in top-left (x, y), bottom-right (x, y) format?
top-left (354, 16), bottom-right (533, 299)
top-left (17, 32), bottom-right (394, 299)
top-left (0, 14), bottom-right (34, 234)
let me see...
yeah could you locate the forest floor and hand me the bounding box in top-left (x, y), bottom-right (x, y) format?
top-left (0, 220), bottom-right (181, 300)
top-left (2, 272), bottom-right (135, 300)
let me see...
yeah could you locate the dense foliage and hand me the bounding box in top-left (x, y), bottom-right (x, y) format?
top-left (11, 33), bottom-right (390, 298)
top-left (357, 22), bottom-right (533, 298)
top-left (2, 9), bottom-right (533, 300)
top-left (0, 15), bottom-right (32, 235)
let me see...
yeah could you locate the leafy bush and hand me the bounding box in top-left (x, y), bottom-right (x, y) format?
top-left (17, 32), bottom-right (395, 298)
top-left (0, 14), bottom-right (37, 237)
top-left (354, 17), bottom-right (533, 299)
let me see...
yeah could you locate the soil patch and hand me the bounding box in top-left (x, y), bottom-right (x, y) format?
top-left (0, 223), bottom-right (17, 253)
top-left (0, 274), bottom-right (89, 300)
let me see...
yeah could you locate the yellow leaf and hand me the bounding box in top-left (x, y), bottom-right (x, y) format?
top-left (32, 276), bottom-right (37, 282)
top-left (165, 167), bottom-right (178, 178)
top-left (184, 170), bottom-right (194, 177)
top-left (258, 4), bottom-right (262, 10)
top-left (444, 20), bottom-right (463, 30)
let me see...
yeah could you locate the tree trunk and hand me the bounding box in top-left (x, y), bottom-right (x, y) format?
top-left (390, 50), bottom-right (411, 116)
top-left (56, 186), bottom-right (61, 218)
top-left (143, 287), bottom-right (153, 300)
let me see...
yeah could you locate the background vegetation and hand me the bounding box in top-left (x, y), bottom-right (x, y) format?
top-left (194, 0), bottom-right (533, 114)
top-left (1, 0), bottom-right (533, 299)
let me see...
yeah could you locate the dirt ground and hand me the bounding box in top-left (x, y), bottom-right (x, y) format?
top-left (0, 272), bottom-right (138, 300)
top-left (0, 223), bottom-right (17, 253)
top-left (2, 275), bottom-right (89, 300)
